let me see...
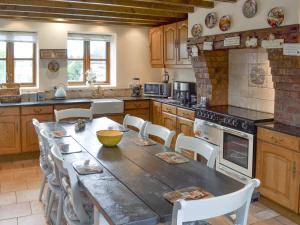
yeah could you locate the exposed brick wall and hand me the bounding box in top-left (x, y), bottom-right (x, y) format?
top-left (191, 50), bottom-right (229, 106)
top-left (268, 49), bottom-right (300, 127)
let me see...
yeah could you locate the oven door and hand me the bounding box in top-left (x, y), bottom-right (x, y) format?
top-left (144, 83), bottom-right (160, 96)
top-left (193, 119), bottom-right (222, 146)
top-left (219, 127), bottom-right (254, 178)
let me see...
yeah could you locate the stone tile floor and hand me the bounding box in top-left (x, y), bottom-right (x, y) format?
top-left (0, 159), bottom-right (298, 225)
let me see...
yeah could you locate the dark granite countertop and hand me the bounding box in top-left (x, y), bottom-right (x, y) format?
top-left (0, 98), bottom-right (92, 107)
top-left (116, 96), bottom-right (196, 111)
top-left (256, 121), bottom-right (300, 137)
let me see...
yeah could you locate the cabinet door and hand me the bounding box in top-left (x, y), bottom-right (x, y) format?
top-left (21, 114), bottom-right (53, 152)
top-left (164, 23), bottom-right (177, 65)
top-left (0, 116), bottom-right (21, 155)
top-left (125, 109), bottom-right (149, 121)
top-left (256, 141), bottom-right (300, 213)
top-left (151, 101), bottom-right (162, 125)
top-left (177, 117), bottom-right (195, 159)
top-left (149, 26), bottom-right (164, 67)
top-left (177, 20), bottom-right (190, 65)
top-left (161, 112), bottom-right (177, 148)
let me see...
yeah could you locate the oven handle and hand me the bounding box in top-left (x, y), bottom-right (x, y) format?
top-left (222, 127), bottom-right (252, 139)
top-left (203, 121), bottom-right (220, 129)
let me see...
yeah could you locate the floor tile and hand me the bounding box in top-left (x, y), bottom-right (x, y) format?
top-left (26, 178), bottom-right (42, 189)
top-left (255, 209), bottom-right (280, 220)
top-left (0, 202), bottom-right (31, 220)
top-left (30, 200), bottom-right (44, 215)
top-left (18, 214), bottom-right (48, 225)
top-left (16, 189), bottom-right (39, 203)
top-left (252, 218), bottom-right (282, 225)
top-left (275, 216), bottom-right (298, 225)
top-left (0, 192), bottom-right (16, 206)
top-left (0, 180), bottom-right (27, 193)
top-left (0, 218), bottom-right (17, 225)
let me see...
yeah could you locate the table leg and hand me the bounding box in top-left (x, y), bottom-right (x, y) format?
top-left (94, 206), bottom-right (110, 225)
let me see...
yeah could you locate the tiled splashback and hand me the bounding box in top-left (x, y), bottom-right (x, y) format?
top-left (228, 49), bottom-right (275, 114)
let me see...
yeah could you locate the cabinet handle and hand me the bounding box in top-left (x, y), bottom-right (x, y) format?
top-left (292, 161), bottom-right (297, 178)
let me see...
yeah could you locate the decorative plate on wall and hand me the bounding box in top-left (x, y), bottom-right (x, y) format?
top-left (267, 7), bottom-right (284, 28)
top-left (191, 24), bottom-right (202, 38)
top-left (219, 15), bottom-right (231, 32)
top-left (48, 60), bottom-right (60, 72)
top-left (242, 0), bottom-right (258, 18)
top-left (205, 12), bottom-right (217, 29)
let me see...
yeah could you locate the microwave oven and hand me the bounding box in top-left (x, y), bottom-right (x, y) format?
top-left (143, 83), bottom-right (171, 97)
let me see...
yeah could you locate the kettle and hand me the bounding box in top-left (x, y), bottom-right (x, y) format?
top-left (54, 83), bottom-right (67, 99)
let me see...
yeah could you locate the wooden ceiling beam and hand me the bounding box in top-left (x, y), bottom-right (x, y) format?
top-left (55, 0), bottom-right (195, 13)
top-left (133, 0), bottom-right (214, 8)
top-left (0, 0), bottom-right (187, 18)
top-left (0, 15), bottom-right (157, 26)
top-left (0, 10), bottom-right (163, 25)
top-left (0, 4), bottom-right (177, 23)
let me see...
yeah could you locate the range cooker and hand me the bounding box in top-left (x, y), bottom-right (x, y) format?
top-left (194, 105), bottom-right (273, 183)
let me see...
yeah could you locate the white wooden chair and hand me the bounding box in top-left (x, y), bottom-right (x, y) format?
top-left (54, 107), bottom-right (93, 122)
top-left (32, 119), bottom-right (51, 201)
top-left (144, 123), bottom-right (175, 148)
top-left (123, 114), bottom-right (147, 137)
top-left (171, 179), bottom-right (260, 225)
top-left (175, 134), bottom-right (219, 168)
top-left (62, 160), bottom-right (94, 225)
top-left (40, 129), bottom-right (64, 225)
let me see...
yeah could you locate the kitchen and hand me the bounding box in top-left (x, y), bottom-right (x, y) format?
top-left (0, 0), bottom-right (299, 225)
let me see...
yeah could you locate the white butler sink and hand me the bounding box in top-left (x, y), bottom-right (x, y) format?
top-left (92, 99), bottom-right (124, 115)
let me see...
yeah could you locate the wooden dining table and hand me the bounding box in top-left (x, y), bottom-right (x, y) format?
top-left (43, 117), bottom-right (243, 225)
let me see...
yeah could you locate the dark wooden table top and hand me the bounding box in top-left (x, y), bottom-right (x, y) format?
top-left (43, 117), bottom-right (243, 225)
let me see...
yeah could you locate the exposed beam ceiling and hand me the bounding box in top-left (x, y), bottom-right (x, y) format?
top-left (0, 0), bottom-right (236, 26)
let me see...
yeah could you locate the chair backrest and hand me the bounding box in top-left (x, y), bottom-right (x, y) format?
top-left (123, 114), bottom-right (147, 136)
top-left (32, 118), bottom-right (44, 151)
top-left (172, 179), bottom-right (260, 225)
top-left (144, 123), bottom-right (175, 148)
top-left (63, 161), bottom-right (91, 224)
top-left (54, 107), bottom-right (93, 122)
top-left (175, 133), bottom-right (219, 168)
top-left (39, 128), bottom-right (56, 167)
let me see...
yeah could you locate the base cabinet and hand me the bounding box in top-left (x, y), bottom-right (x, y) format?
top-left (177, 117), bottom-right (195, 159)
top-left (256, 128), bottom-right (300, 213)
top-left (0, 116), bottom-right (21, 155)
top-left (21, 114), bottom-right (53, 152)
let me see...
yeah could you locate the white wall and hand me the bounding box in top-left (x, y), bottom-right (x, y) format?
top-left (0, 19), bottom-right (161, 91)
top-left (189, 0), bottom-right (300, 37)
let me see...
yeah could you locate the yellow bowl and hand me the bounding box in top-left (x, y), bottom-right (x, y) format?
top-left (96, 130), bottom-right (123, 147)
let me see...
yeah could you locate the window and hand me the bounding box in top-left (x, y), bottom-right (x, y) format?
top-left (67, 33), bottom-right (111, 85)
top-left (0, 32), bottom-right (36, 86)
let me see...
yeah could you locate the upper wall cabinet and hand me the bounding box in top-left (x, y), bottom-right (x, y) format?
top-left (149, 26), bottom-right (164, 68)
top-left (149, 20), bottom-right (191, 68)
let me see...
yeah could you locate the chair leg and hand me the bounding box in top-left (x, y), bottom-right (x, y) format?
top-left (39, 174), bottom-right (47, 201)
top-left (56, 192), bottom-right (63, 225)
top-left (46, 191), bottom-right (55, 223)
top-left (45, 188), bottom-right (51, 215)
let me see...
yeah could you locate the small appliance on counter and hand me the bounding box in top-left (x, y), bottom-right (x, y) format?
top-left (131, 77), bottom-right (142, 97)
top-left (54, 83), bottom-right (67, 99)
top-left (162, 69), bottom-right (169, 83)
top-left (173, 81), bottom-right (197, 107)
top-left (143, 82), bottom-right (171, 98)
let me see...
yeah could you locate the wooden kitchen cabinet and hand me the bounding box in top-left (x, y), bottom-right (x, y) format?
top-left (161, 111), bottom-right (177, 148)
top-left (151, 101), bottom-right (162, 125)
top-left (149, 26), bottom-right (164, 67)
top-left (177, 117), bottom-right (195, 159)
top-left (54, 103), bottom-right (91, 110)
top-left (150, 20), bottom-right (191, 68)
top-left (125, 100), bottom-right (150, 121)
top-left (21, 114), bottom-right (53, 152)
top-left (0, 115), bottom-right (21, 155)
top-left (164, 23), bottom-right (177, 65)
top-left (176, 20), bottom-right (190, 65)
top-left (256, 128), bottom-right (300, 213)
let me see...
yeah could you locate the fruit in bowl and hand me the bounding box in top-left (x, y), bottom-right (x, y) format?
top-left (96, 130), bottom-right (123, 147)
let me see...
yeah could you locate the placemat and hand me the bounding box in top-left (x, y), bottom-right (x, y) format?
top-left (134, 137), bottom-right (156, 146)
top-left (155, 152), bottom-right (189, 164)
top-left (73, 160), bottom-right (103, 175)
top-left (163, 187), bottom-right (210, 204)
top-left (51, 130), bottom-right (69, 138)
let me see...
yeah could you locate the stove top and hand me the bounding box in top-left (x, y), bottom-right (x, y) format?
top-left (204, 105), bottom-right (274, 122)
top-left (196, 105), bottom-right (274, 134)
